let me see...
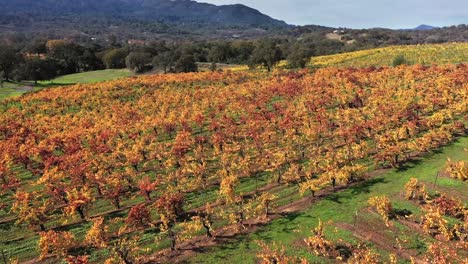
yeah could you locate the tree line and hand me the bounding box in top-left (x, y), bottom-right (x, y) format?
top-left (5, 24), bottom-right (466, 84)
top-left (0, 38), bottom-right (317, 84)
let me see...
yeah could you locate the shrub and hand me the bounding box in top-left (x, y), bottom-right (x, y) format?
top-left (392, 55), bottom-right (407, 67)
top-left (368, 195), bottom-right (393, 226)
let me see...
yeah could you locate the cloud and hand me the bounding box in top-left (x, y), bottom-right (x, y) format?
top-left (201, 0), bottom-right (468, 28)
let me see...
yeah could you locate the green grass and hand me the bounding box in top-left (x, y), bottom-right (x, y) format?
top-left (3, 137), bottom-right (464, 263)
top-left (0, 69), bottom-right (134, 101)
top-left (40, 69), bottom-right (133, 86)
top-left (187, 137), bottom-right (468, 264)
top-left (0, 65), bottom-right (466, 262)
top-left (0, 81), bottom-right (42, 100)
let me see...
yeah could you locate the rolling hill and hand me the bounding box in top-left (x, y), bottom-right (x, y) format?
top-left (311, 42), bottom-right (468, 68)
top-left (1, 63), bottom-right (466, 263)
top-left (413, 24), bottom-right (438, 30)
top-left (0, 0), bottom-right (289, 37)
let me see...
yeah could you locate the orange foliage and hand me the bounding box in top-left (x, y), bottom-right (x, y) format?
top-left (0, 64), bottom-right (466, 260)
top-left (38, 230), bottom-right (76, 259)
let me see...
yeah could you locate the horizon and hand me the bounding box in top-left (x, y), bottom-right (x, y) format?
top-left (202, 0), bottom-right (468, 29)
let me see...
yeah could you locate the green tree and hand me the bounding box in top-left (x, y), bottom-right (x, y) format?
top-left (80, 49), bottom-right (104, 71)
top-left (249, 39), bottom-right (282, 72)
top-left (18, 58), bottom-right (58, 84)
top-left (125, 52), bottom-right (152, 73)
top-left (0, 45), bottom-right (21, 81)
top-left (102, 48), bottom-right (128, 69)
top-left (152, 51), bottom-right (174, 73)
top-left (287, 43), bottom-right (313, 69)
top-left (23, 38), bottom-right (47, 55)
top-left (47, 42), bottom-right (84, 74)
top-left (208, 42), bottom-right (232, 70)
top-left (174, 54), bottom-right (198, 73)
top-left (231, 41), bottom-right (254, 64)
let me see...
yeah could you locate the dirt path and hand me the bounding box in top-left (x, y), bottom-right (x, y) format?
top-left (397, 218), bottom-right (468, 260)
top-left (16, 85), bottom-right (34, 92)
top-left (337, 219), bottom-right (426, 264)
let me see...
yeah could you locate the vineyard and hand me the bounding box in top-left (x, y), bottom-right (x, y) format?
top-left (0, 63), bottom-right (467, 263)
top-left (245, 153), bottom-right (468, 264)
top-left (311, 43), bottom-right (468, 68)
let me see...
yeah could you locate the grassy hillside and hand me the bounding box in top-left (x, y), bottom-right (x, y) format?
top-left (0, 69), bottom-right (133, 100)
top-left (40, 69), bottom-right (133, 85)
top-left (0, 82), bottom-right (36, 100)
top-left (189, 137), bottom-right (468, 263)
top-left (2, 43), bottom-right (467, 101)
top-left (0, 64), bottom-right (466, 263)
top-left (311, 42), bottom-right (468, 68)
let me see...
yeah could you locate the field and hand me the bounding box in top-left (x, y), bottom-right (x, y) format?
top-left (311, 42), bottom-right (468, 68)
top-left (40, 69), bottom-right (134, 85)
top-left (189, 138), bottom-right (468, 263)
top-left (197, 62), bottom-right (249, 72)
top-left (0, 69), bottom-right (133, 100)
top-left (2, 43), bottom-right (467, 102)
top-left (0, 82), bottom-right (36, 101)
top-left (0, 55), bottom-right (466, 264)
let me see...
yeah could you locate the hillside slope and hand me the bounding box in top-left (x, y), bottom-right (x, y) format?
top-left (311, 43), bottom-right (468, 68)
top-left (1, 64), bottom-right (466, 262)
top-left (0, 0), bottom-right (288, 30)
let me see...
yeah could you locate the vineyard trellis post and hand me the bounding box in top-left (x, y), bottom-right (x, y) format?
top-left (353, 210), bottom-right (358, 227)
top-left (433, 171), bottom-right (440, 188)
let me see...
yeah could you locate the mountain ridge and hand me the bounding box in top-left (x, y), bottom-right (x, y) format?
top-left (413, 24), bottom-right (438, 30)
top-left (0, 0), bottom-right (289, 28)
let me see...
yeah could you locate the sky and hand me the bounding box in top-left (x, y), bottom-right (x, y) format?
top-left (202, 0), bottom-right (468, 29)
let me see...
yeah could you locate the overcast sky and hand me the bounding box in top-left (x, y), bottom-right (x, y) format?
top-left (202, 0), bottom-right (468, 29)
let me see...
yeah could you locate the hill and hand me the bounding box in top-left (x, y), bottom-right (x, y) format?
top-left (413, 24), bottom-right (438, 30)
top-left (0, 0), bottom-right (288, 39)
top-left (0, 69), bottom-right (134, 100)
top-left (1, 0), bottom-right (467, 43)
top-left (188, 137), bottom-right (468, 263)
top-left (311, 42), bottom-right (468, 68)
top-left (0, 62), bottom-right (466, 262)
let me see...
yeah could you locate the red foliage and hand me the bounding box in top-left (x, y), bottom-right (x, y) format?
top-left (432, 195), bottom-right (464, 218)
top-left (126, 204), bottom-right (151, 227)
top-left (154, 193), bottom-right (184, 221)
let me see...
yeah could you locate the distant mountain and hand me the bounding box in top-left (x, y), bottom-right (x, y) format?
top-left (413, 24), bottom-right (438, 30)
top-left (0, 0), bottom-right (289, 40)
top-left (0, 0), bottom-right (287, 28)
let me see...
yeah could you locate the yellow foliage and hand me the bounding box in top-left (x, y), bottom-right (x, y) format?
top-left (38, 230), bottom-right (76, 260)
top-left (85, 217), bottom-right (108, 248)
top-left (368, 195), bottom-right (393, 227)
top-left (347, 244), bottom-right (380, 264)
top-left (312, 43), bottom-right (468, 68)
top-left (421, 206), bottom-right (454, 241)
top-left (445, 159), bottom-right (467, 181)
top-left (256, 241), bottom-right (294, 264)
top-left (304, 219), bottom-right (335, 257)
top-left (404, 178), bottom-right (428, 201)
